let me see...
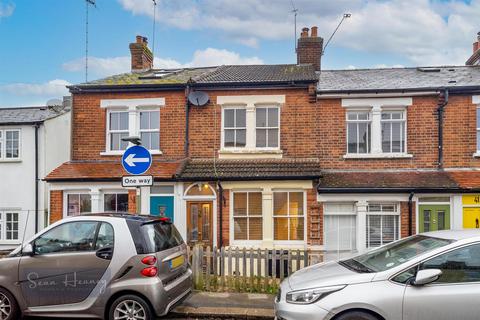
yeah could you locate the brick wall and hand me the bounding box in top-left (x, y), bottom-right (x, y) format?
top-left (128, 189), bottom-right (137, 214)
top-left (401, 201), bottom-right (416, 237)
top-left (219, 189), bottom-right (230, 247)
top-left (307, 188), bottom-right (322, 245)
top-left (49, 190), bottom-right (63, 223)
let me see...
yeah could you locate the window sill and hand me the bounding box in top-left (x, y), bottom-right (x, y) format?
top-left (0, 159), bottom-right (22, 163)
top-left (218, 148), bottom-right (283, 159)
top-left (343, 153), bottom-right (413, 159)
top-left (100, 150), bottom-right (163, 156)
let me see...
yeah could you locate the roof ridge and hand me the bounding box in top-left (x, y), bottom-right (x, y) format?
top-left (322, 65), bottom-right (479, 72)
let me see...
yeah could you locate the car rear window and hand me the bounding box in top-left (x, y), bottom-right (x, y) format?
top-left (141, 222), bottom-right (184, 253)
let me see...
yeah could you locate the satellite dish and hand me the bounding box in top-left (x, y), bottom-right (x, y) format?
top-left (46, 98), bottom-right (65, 112)
top-left (188, 91), bottom-right (210, 107)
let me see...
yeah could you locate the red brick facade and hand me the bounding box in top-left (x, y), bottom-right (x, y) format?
top-left (49, 190), bottom-right (63, 224)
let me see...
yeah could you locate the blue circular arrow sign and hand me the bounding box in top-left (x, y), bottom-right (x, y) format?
top-left (122, 145), bottom-right (152, 175)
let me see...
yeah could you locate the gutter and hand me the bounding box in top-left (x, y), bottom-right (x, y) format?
top-left (316, 187), bottom-right (469, 193)
top-left (176, 175), bottom-right (322, 182)
top-left (408, 192), bottom-right (414, 236)
top-left (437, 89), bottom-right (449, 168)
top-left (34, 123), bottom-right (40, 233)
top-left (316, 85), bottom-right (480, 96)
top-left (218, 182), bottom-right (224, 248)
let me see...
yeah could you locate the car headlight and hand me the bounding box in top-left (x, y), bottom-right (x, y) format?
top-left (286, 285), bottom-right (346, 304)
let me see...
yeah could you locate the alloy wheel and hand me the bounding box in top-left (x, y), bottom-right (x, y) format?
top-left (113, 299), bottom-right (147, 320)
top-left (0, 293), bottom-right (11, 320)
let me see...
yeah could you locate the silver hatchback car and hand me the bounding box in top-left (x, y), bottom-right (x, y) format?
top-left (275, 230), bottom-right (480, 320)
top-left (0, 213), bottom-right (192, 320)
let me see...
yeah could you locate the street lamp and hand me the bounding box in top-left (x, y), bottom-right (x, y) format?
top-left (121, 136), bottom-right (142, 146)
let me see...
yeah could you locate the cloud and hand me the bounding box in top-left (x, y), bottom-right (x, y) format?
top-left (63, 48), bottom-right (263, 78)
top-left (0, 1), bottom-right (14, 18)
top-left (117, 0), bottom-right (480, 66)
top-left (0, 79), bottom-right (71, 107)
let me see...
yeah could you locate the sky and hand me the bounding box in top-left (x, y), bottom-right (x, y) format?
top-left (0, 0), bottom-right (479, 107)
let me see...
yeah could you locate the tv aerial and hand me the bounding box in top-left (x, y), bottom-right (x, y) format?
top-left (46, 98), bottom-right (65, 113)
top-left (188, 91), bottom-right (210, 107)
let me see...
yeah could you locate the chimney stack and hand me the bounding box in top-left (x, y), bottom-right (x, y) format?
top-left (129, 35), bottom-right (153, 72)
top-left (466, 32), bottom-right (480, 66)
top-left (297, 26), bottom-right (323, 71)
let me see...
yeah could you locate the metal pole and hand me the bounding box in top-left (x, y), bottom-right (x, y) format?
top-left (136, 187), bottom-right (141, 214)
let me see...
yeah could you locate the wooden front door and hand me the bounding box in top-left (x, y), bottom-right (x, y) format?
top-left (187, 201), bottom-right (213, 247)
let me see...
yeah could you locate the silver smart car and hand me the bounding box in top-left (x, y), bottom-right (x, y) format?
top-left (275, 230), bottom-right (480, 320)
top-left (0, 213), bottom-right (192, 320)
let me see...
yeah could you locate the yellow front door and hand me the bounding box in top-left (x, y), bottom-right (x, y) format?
top-left (462, 195), bottom-right (480, 229)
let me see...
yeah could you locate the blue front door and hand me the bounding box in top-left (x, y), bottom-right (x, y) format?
top-left (150, 196), bottom-right (174, 221)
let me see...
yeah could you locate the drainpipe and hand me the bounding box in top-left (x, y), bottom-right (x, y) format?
top-left (437, 89), bottom-right (449, 168)
top-left (218, 181), bottom-right (223, 248)
top-left (34, 123), bottom-right (40, 233)
top-left (408, 191), bottom-right (414, 236)
top-left (184, 84), bottom-right (191, 158)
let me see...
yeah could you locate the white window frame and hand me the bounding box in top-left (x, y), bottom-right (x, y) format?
top-left (255, 106), bottom-right (280, 149)
top-left (106, 109), bottom-right (129, 152)
top-left (342, 98), bottom-right (412, 159)
top-left (0, 129), bottom-right (21, 161)
top-left (64, 191), bottom-right (92, 217)
top-left (222, 107), bottom-right (247, 149)
top-left (366, 203), bottom-right (400, 248)
top-left (272, 190), bottom-right (307, 244)
top-left (102, 191), bottom-right (129, 212)
top-left (346, 110), bottom-right (371, 154)
top-left (323, 203), bottom-right (357, 253)
top-left (5, 212), bottom-right (19, 241)
top-left (380, 110), bottom-right (407, 154)
top-left (138, 109), bottom-right (161, 151)
top-left (232, 191), bottom-right (263, 243)
top-left (100, 98), bottom-right (165, 155)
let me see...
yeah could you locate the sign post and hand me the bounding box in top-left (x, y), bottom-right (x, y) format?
top-left (122, 145), bottom-right (153, 214)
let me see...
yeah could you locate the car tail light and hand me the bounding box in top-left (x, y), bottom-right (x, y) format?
top-left (141, 266), bottom-right (158, 277)
top-left (141, 255), bottom-right (157, 265)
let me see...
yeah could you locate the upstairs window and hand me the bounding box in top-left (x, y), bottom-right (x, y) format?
top-left (381, 111), bottom-right (406, 153)
top-left (107, 111), bottom-right (129, 151)
top-left (347, 112), bottom-right (371, 154)
top-left (140, 110), bottom-right (160, 150)
top-left (256, 107), bottom-right (279, 148)
top-left (0, 129), bottom-right (20, 160)
top-left (223, 108), bottom-right (246, 148)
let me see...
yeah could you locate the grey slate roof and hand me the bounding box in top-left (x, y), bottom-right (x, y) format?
top-left (177, 158), bottom-right (322, 180)
top-left (193, 64), bottom-right (317, 84)
top-left (72, 64), bottom-right (317, 90)
top-left (318, 65), bottom-right (480, 93)
top-left (0, 106), bottom-right (68, 125)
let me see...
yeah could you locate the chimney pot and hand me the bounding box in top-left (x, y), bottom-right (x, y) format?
top-left (311, 26), bottom-right (318, 37)
top-left (301, 27), bottom-right (309, 38)
top-left (136, 35), bottom-right (143, 43)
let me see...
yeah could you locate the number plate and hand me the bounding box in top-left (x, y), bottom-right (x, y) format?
top-left (170, 255), bottom-right (185, 269)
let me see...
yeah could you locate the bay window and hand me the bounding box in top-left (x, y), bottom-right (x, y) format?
top-left (381, 111), bottom-right (406, 153)
top-left (233, 192), bottom-right (263, 240)
top-left (323, 203), bottom-right (356, 252)
top-left (256, 107), bottom-right (279, 148)
top-left (67, 193), bottom-right (92, 216)
top-left (366, 203), bottom-right (400, 247)
top-left (347, 112), bottom-right (371, 154)
top-left (223, 108), bottom-right (246, 148)
top-left (273, 191), bottom-right (304, 241)
top-left (104, 193), bottom-right (128, 212)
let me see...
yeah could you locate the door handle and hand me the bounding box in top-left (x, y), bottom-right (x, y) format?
top-left (96, 247), bottom-right (113, 260)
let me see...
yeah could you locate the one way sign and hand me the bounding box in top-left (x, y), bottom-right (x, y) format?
top-left (122, 145), bottom-right (152, 175)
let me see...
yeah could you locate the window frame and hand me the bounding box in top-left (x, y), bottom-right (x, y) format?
top-left (255, 106), bottom-right (280, 149)
top-left (106, 109), bottom-right (129, 152)
top-left (103, 191), bottom-right (129, 213)
top-left (222, 107), bottom-right (247, 149)
top-left (273, 190), bottom-right (307, 244)
top-left (138, 109), bottom-right (161, 151)
top-left (0, 129), bottom-right (21, 161)
top-left (346, 110), bottom-right (372, 154)
top-left (381, 110), bottom-right (407, 154)
top-left (64, 192), bottom-right (92, 217)
top-left (366, 203), bottom-right (401, 248)
top-left (323, 203), bottom-right (357, 253)
top-left (232, 191), bottom-right (263, 243)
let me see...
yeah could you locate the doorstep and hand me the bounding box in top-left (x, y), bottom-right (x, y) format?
top-left (169, 291), bottom-right (275, 319)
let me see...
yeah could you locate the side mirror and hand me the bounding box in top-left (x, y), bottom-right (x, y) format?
top-left (413, 269), bottom-right (442, 286)
top-left (22, 243), bottom-right (34, 257)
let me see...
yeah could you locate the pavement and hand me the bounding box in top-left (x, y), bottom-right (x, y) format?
top-left (167, 291), bottom-right (275, 319)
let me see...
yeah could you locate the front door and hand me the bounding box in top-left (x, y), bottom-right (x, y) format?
top-left (418, 205), bottom-right (450, 233)
top-left (186, 201), bottom-right (213, 247)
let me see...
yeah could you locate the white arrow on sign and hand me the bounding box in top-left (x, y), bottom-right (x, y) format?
top-left (124, 153), bottom-right (150, 167)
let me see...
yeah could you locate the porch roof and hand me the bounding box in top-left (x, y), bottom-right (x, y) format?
top-left (177, 158), bottom-right (322, 181)
top-left (317, 170), bottom-right (480, 193)
top-left (44, 160), bottom-right (184, 182)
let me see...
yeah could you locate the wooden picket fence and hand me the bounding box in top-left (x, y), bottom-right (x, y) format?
top-left (189, 246), bottom-right (315, 294)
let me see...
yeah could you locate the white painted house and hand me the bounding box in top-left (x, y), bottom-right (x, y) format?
top-left (0, 105), bottom-right (70, 250)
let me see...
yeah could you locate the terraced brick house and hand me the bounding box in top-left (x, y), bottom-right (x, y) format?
top-left (46, 30), bottom-right (480, 258)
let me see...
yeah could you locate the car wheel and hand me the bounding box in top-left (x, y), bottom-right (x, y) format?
top-left (336, 310), bottom-right (381, 320)
top-left (0, 288), bottom-right (19, 320)
top-left (109, 294), bottom-right (153, 320)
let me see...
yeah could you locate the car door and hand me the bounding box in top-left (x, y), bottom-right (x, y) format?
top-left (403, 243), bottom-right (480, 320)
top-left (18, 220), bottom-right (114, 307)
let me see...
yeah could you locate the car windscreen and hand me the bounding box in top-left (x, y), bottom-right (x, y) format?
top-left (340, 235), bottom-right (453, 273)
top-left (141, 222), bottom-right (184, 253)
